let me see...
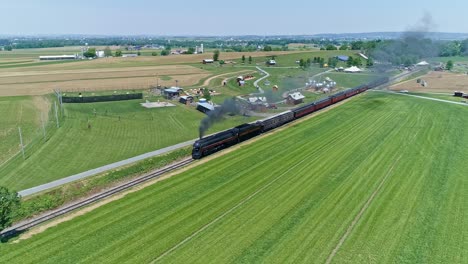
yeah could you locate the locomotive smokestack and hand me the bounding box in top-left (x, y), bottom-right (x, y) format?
top-left (199, 98), bottom-right (241, 138)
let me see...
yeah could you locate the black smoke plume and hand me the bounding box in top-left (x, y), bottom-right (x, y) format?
top-left (199, 98), bottom-right (242, 138)
top-left (370, 12), bottom-right (440, 70)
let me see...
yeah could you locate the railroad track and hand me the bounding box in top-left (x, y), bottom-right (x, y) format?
top-left (0, 158), bottom-right (194, 240)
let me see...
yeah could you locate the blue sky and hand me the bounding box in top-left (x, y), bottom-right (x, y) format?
top-left (1, 0), bottom-right (467, 35)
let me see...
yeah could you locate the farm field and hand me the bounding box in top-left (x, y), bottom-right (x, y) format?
top-left (391, 71), bottom-right (468, 93)
top-left (0, 50), bottom-right (339, 97)
top-left (1, 92), bottom-right (466, 263)
top-left (0, 64), bottom-right (210, 96)
top-left (0, 98), bottom-right (257, 190)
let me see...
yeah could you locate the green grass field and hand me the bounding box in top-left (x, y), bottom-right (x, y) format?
top-left (0, 96), bottom-right (44, 165)
top-left (0, 98), bottom-right (257, 190)
top-left (1, 92), bottom-right (466, 263)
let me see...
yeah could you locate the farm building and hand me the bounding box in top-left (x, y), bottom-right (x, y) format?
top-left (336, 55), bottom-right (349, 61)
top-left (267, 60), bottom-right (276, 66)
top-left (122, 54), bottom-right (138, 58)
top-left (39, 55), bottom-right (78, 60)
top-left (358, 53), bottom-right (369, 60)
top-left (248, 97), bottom-right (268, 111)
top-left (163, 87), bottom-right (183, 99)
top-left (287, 92), bottom-right (305, 105)
top-left (202, 59), bottom-right (214, 64)
top-left (96, 51), bottom-right (105, 58)
top-left (179, 95), bottom-right (194, 104)
top-left (196, 99), bottom-right (215, 113)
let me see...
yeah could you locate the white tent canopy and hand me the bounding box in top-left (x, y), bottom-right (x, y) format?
top-left (416, 61), bottom-right (430, 66)
top-left (344, 66), bottom-right (362, 73)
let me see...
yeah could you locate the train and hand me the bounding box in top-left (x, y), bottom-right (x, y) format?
top-left (192, 77), bottom-right (389, 159)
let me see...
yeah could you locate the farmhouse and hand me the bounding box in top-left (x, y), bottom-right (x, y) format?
top-left (39, 55), bottom-right (78, 60)
top-left (287, 92), bottom-right (305, 105)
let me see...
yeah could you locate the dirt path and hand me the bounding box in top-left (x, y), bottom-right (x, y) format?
top-left (202, 70), bottom-right (256, 87)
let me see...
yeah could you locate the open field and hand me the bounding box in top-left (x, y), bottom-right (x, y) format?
top-left (1, 92), bottom-right (466, 263)
top-left (0, 98), bottom-right (257, 190)
top-left (391, 71), bottom-right (468, 93)
top-left (0, 65), bottom-right (210, 96)
top-left (0, 96), bottom-right (48, 165)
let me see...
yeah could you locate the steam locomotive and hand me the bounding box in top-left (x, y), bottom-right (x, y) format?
top-left (192, 77), bottom-right (388, 159)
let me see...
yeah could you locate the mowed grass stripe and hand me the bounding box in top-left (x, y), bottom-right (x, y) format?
top-left (1, 93), bottom-right (467, 263)
top-left (159, 97), bottom-right (413, 263)
top-left (333, 104), bottom-right (468, 263)
top-left (0, 93), bottom-right (402, 262)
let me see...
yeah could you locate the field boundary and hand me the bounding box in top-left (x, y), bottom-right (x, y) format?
top-left (18, 139), bottom-right (196, 196)
top-left (325, 155), bottom-right (402, 264)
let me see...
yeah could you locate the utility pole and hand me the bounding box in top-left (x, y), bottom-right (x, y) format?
top-left (54, 101), bottom-right (60, 128)
top-left (18, 127), bottom-right (25, 159)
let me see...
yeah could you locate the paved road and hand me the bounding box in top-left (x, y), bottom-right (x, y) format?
top-left (18, 139), bottom-right (196, 197)
top-left (375, 90), bottom-right (468, 106)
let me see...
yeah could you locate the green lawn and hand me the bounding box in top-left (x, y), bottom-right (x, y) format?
top-left (0, 96), bottom-right (43, 165)
top-left (0, 98), bottom-right (257, 190)
top-left (1, 92), bottom-right (466, 263)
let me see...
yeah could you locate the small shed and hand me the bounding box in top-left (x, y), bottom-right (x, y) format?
top-left (196, 100), bottom-right (215, 113)
top-left (163, 87), bottom-right (183, 99)
top-left (267, 60), bottom-right (276, 65)
top-left (287, 92), bottom-right (305, 105)
top-left (179, 95), bottom-right (194, 104)
top-left (202, 59), bottom-right (214, 64)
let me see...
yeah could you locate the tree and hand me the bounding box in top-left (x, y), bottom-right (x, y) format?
top-left (241, 55), bottom-right (245, 63)
top-left (104, 46), bottom-right (112, 57)
top-left (115, 50), bottom-right (122, 57)
top-left (4, 45), bottom-right (13, 51)
top-left (446, 60), bottom-right (454, 70)
top-left (339, 45), bottom-right (348, 50)
top-left (347, 56), bottom-right (354, 67)
top-left (187, 47), bottom-right (195, 54)
top-left (0, 186), bottom-right (20, 232)
top-left (160, 49), bottom-right (169, 56)
top-left (299, 58), bottom-right (305, 69)
top-left (248, 56), bottom-right (252, 64)
top-left (328, 57), bottom-right (338, 68)
top-left (202, 88), bottom-right (211, 101)
top-left (213, 50), bottom-right (220, 61)
top-left (326, 44), bottom-right (337, 50)
top-left (263, 45), bottom-right (272, 51)
top-left (83, 48), bottom-right (96, 58)
top-left (151, 52), bottom-right (158, 56)
top-left (137, 51), bottom-right (141, 56)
